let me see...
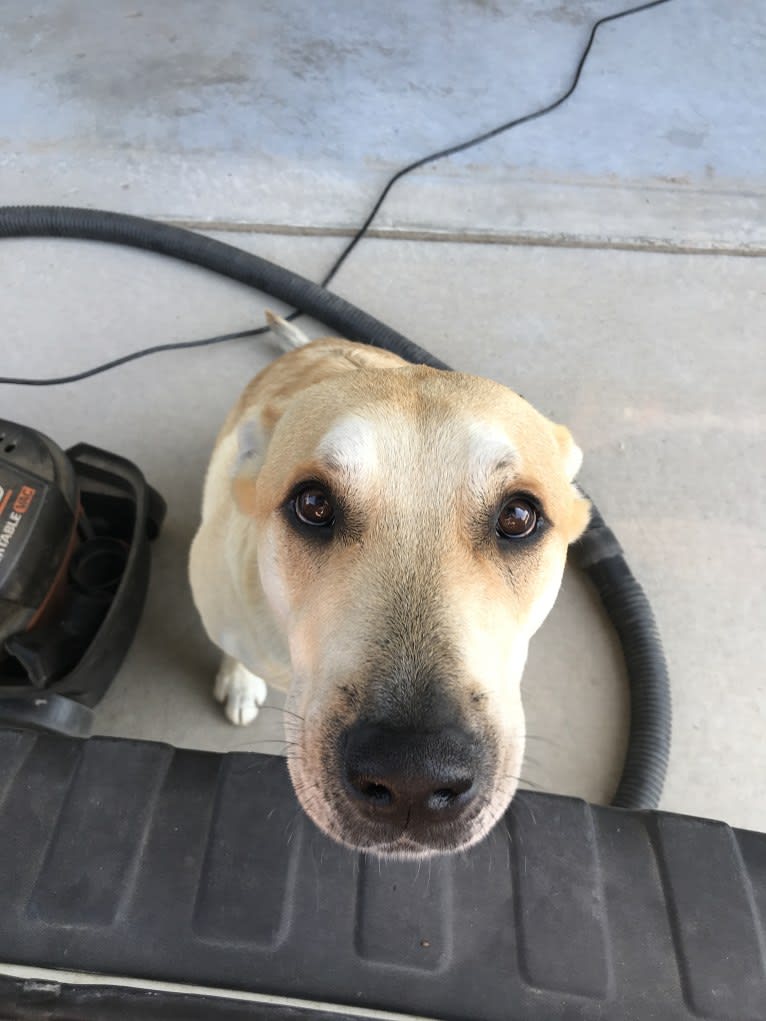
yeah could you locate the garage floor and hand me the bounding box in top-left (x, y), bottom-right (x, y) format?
top-left (1, 0), bottom-right (764, 832)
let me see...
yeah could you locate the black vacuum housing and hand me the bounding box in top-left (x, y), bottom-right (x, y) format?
top-left (0, 419), bottom-right (165, 737)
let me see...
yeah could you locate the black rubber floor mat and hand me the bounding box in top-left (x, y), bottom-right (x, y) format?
top-left (0, 728), bottom-right (764, 1021)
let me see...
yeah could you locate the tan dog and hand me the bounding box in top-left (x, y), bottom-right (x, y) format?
top-left (189, 314), bottom-right (590, 857)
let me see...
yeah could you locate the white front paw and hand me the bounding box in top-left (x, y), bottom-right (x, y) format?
top-left (214, 659), bottom-right (268, 726)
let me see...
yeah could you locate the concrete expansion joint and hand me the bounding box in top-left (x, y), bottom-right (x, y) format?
top-left (168, 219), bottom-right (766, 258)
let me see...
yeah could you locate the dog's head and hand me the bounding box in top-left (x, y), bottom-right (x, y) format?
top-left (232, 339), bottom-right (590, 856)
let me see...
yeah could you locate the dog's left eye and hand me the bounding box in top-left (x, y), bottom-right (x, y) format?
top-left (293, 484), bottom-right (335, 527)
top-left (496, 497), bottom-right (539, 539)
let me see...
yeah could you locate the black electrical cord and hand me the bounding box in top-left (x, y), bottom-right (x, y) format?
top-left (0, 0), bottom-right (672, 387)
top-left (0, 0), bottom-right (672, 809)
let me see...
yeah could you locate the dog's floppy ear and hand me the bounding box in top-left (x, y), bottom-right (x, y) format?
top-left (231, 415), bottom-right (269, 517)
top-left (552, 423), bottom-right (591, 542)
top-left (553, 423), bottom-right (583, 481)
top-left (230, 332), bottom-right (409, 516)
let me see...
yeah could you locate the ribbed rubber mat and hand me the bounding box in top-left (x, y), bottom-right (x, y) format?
top-left (0, 729), bottom-right (764, 1021)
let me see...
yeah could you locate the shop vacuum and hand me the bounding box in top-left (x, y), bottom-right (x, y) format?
top-left (0, 418), bottom-right (164, 737)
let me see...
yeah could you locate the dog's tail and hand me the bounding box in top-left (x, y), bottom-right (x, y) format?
top-left (266, 310), bottom-right (311, 351)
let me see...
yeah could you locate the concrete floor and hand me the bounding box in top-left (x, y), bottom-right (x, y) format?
top-left (1, 0), bottom-right (764, 833)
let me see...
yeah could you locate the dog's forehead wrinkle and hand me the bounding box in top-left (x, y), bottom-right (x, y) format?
top-left (465, 421), bottom-right (518, 483)
top-left (315, 413), bottom-right (379, 476)
top-left (314, 408), bottom-right (470, 508)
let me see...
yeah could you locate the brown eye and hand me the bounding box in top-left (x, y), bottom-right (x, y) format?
top-left (294, 485), bottom-right (335, 527)
top-left (497, 497), bottom-right (538, 539)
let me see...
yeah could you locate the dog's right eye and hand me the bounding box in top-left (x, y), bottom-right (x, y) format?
top-left (496, 496), bottom-right (540, 540)
top-left (292, 484), bottom-right (335, 527)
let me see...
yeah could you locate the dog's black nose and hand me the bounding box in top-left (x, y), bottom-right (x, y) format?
top-left (342, 723), bottom-right (480, 830)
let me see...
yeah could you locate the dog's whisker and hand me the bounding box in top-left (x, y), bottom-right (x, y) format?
top-left (523, 734), bottom-right (560, 748)
top-left (497, 819), bottom-right (515, 854)
top-left (506, 773), bottom-right (546, 791)
top-left (509, 796), bottom-right (538, 827)
top-left (228, 739), bottom-right (302, 752)
top-left (259, 703), bottom-right (306, 723)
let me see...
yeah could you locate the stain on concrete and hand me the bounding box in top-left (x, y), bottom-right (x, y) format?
top-left (531, 2), bottom-right (595, 27)
top-left (665, 127), bottom-right (708, 150)
top-left (56, 55), bottom-right (251, 103)
top-left (464, 0), bottom-right (504, 16)
top-left (280, 36), bottom-right (396, 82)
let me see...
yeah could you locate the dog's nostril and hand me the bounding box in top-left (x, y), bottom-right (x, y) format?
top-left (361, 781), bottom-right (393, 805)
top-left (433, 787), bottom-right (457, 803)
top-left (347, 770), bottom-right (395, 806)
top-left (428, 779), bottom-right (473, 811)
